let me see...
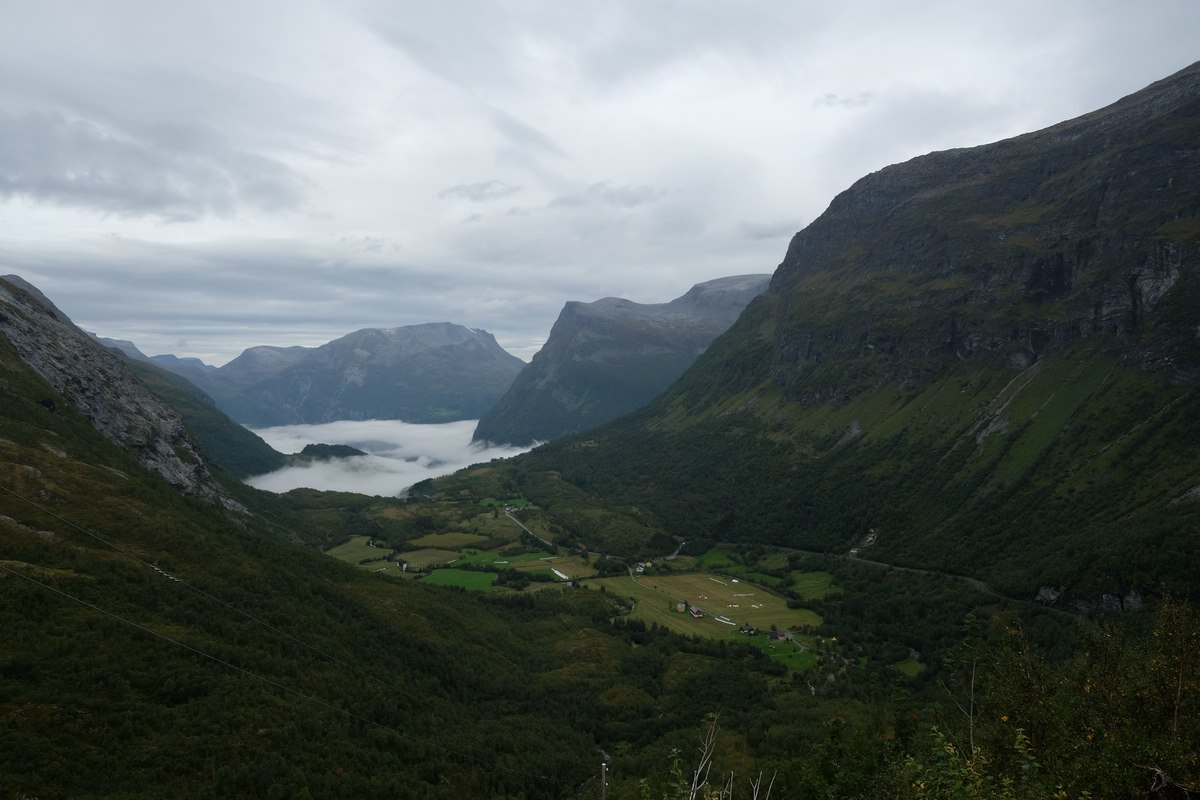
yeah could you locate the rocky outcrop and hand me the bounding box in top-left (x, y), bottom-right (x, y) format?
top-left (766, 61), bottom-right (1200, 403)
top-left (0, 276), bottom-right (238, 507)
top-left (473, 274), bottom-right (770, 445)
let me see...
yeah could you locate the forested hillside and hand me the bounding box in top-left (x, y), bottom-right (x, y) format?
top-left (489, 61), bottom-right (1200, 605)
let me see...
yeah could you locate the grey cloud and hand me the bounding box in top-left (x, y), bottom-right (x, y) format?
top-left (0, 110), bottom-right (307, 220)
top-left (550, 181), bottom-right (664, 209)
top-left (438, 180), bottom-right (523, 202)
top-left (813, 92), bottom-right (872, 109)
top-left (739, 219), bottom-right (803, 241)
top-left (488, 108), bottom-right (567, 159)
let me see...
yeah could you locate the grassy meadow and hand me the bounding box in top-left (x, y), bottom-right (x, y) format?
top-left (419, 568), bottom-right (499, 590)
top-left (326, 535), bottom-right (385, 565)
top-left (589, 572), bottom-right (821, 634)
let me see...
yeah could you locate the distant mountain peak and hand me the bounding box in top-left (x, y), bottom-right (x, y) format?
top-left (154, 322), bottom-right (525, 426)
top-left (473, 274), bottom-right (770, 445)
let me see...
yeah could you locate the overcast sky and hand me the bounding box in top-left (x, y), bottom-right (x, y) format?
top-left (1, 1), bottom-right (1197, 364)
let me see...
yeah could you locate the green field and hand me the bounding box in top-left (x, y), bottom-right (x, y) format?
top-left (460, 512), bottom-right (523, 538)
top-left (326, 535), bottom-right (386, 566)
top-left (755, 638), bottom-right (819, 672)
top-left (410, 531), bottom-right (489, 548)
top-left (455, 548), bottom-right (554, 566)
top-left (398, 548), bottom-right (461, 569)
top-left (590, 572), bottom-right (821, 638)
top-left (696, 549), bottom-right (737, 570)
top-left (589, 572), bottom-right (822, 672)
top-left (479, 496), bottom-right (530, 508)
top-left (892, 658), bottom-right (926, 678)
top-left (527, 555), bottom-right (595, 579)
top-left (419, 569), bottom-right (498, 590)
top-left (789, 571), bottom-right (838, 600)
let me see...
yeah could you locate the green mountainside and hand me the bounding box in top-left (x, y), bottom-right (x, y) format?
top-left (457, 62), bottom-right (1200, 606)
top-left (1, 273), bottom-right (954, 798)
top-left (123, 359), bottom-right (288, 479)
top-left (473, 274), bottom-right (770, 446)
top-left (0, 299), bottom-right (793, 798)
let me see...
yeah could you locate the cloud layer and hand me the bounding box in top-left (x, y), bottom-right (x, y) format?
top-left (1, 1), bottom-right (1198, 364)
top-left (246, 420), bottom-right (535, 497)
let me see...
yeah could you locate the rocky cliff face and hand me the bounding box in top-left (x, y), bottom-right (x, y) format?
top-left (765, 61), bottom-right (1200, 403)
top-left (190, 323), bottom-right (525, 426)
top-left (473, 274), bottom-right (770, 445)
top-left (0, 276), bottom-right (237, 507)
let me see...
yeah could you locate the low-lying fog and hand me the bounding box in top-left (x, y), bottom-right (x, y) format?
top-left (246, 420), bottom-right (535, 497)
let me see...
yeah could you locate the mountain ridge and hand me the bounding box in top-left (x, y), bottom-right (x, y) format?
top-left (154, 321), bottom-right (526, 426)
top-left (0, 275), bottom-right (240, 507)
top-left (473, 274), bottom-right (770, 445)
top-left (473, 61), bottom-right (1200, 604)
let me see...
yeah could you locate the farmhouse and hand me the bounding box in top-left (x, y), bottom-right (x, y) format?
top-left (688, 606), bottom-right (704, 618)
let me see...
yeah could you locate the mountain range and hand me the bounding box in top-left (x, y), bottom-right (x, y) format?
top-left (150, 323), bottom-right (527, 426)
top-left (473, 60), bottom-right (1200, 604)
top-left (472, 274), bottom-right (770, 445)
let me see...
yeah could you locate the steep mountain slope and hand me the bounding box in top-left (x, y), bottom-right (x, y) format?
top-left (82, 331), bottom-right (287, 479)
top-left (473, 274), bottom-right (770, 445)
top-left (123, 359), bottom-right (288, 479)
top-left (157, 324), bottom-right (525, 426)
top-left (0, 276), bottom-right (236, 508)
top-left (496, 62), bottom-right (1200, 603)
top-left (0, 325), bottom-right (615, 797)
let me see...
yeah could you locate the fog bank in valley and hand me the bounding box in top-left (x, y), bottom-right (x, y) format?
top-left (246, 419), bottom-right (534, 497)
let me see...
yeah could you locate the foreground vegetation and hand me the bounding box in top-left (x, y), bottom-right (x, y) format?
top-left (3, 326), bottom-right (1198, 797)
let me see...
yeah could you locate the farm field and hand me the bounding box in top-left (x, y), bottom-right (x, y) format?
top-left (790, 571), bottom-right (838, 600)
top-left (326, 535), bottom-right (386, 566)
top-left (410, 532), bottom-right (489, 548)
top-left (530, 555), bottom-right (595, 579)
top-left (589, 572), bottom-right (821, 636)
top-left (460, 512), bottom-right (523, 539)
top-left (419, 569), bottom-right (498, 590)
top-left (397, 548), bottom-right (461, 569)
top-left (456, 548), bottom-right (554, 566)
top-left (588, 573), bottom-right (821, 672)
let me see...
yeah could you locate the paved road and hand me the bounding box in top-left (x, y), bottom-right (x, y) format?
top-left (503, 510), bottom-right (556, 550)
